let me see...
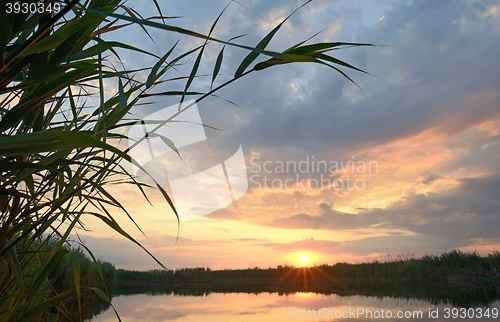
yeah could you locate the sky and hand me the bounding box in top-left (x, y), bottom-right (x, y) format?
top-left (75, 0), bottom-right (500, 270)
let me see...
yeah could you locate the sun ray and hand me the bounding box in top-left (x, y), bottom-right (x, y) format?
top-left (305, 267), bottom-right (321, 289)
top-left (311, 266), bottom-right (345, 288)
top-left (292, 268), bottom-right (301, 287)
top-left (302, 268), bottom-right (308, 291)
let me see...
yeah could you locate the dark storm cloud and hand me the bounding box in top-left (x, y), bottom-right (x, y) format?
top-left (266, 175), bottom-right (500, 241)
top-left (231, 0), bottom-right (500, 154)
top-left (122, 0), bottom-right (500, 155)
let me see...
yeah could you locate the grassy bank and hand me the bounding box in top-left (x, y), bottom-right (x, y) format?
top-left (43, 237), bottom-right (116, 321)
top-left (0, 234), bottom-right (116, 321)
top-left (39, 249), bottom-right (500, 319)
top-left (115, 250), bottom-right (500, 285)
top-left (50, 246), bottom-right (115, 294)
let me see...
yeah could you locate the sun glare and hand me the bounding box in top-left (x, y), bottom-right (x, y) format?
top-left (294, 252), bottom-right (318, 267)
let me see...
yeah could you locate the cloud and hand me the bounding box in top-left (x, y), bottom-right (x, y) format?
top-left (262, 235), bottom-right (467, 257)
top-left (80, 0), bottom-right (500, 269)
top-left (423, 174), bottom-right (441, 185)
top-left (266, 174), bottom-right (500, 241)
top-left (231, 0), bottom-right (500, 156)
top-left (204, 207), bottom-right (244, 220)
top-left (72, 233), bottom-right (237, 270)
top-left (263, 238), bottom-right (342, 255)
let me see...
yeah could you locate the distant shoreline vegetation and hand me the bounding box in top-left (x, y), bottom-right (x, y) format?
top-left (114, 250), bottom-right (500, 286)
top-left (44, 249), bottom-right (500, 319)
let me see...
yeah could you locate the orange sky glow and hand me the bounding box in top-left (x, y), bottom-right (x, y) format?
top-left (69, 0), bottom-right (500, 271)
top-left (76, 114), bottom-right (500, 270)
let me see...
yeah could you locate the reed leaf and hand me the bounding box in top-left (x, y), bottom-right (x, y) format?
top-left (0, 1), bottom-right (371, 320)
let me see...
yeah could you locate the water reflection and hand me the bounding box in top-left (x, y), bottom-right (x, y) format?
top-left (87, 282), bottom-right (500, 321)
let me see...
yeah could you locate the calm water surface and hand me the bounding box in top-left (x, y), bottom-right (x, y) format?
top-left (87, 283), bottom-right (500, 322)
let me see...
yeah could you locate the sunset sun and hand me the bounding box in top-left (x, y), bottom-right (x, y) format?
top-left (294, 253), bottom-right (318, 267)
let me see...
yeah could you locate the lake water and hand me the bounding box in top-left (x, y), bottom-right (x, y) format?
top-left (87, 283), bottom-right (500, 321)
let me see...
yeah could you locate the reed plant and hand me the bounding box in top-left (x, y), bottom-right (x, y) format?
top-left (0, 0), bottom-right (370, 320)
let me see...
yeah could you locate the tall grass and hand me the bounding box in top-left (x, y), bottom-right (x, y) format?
top-left (318, 250), bottom-right (500, 281)
top-left (49, 242), bottom-right (115, 294)
top-left (32, 236), bottom-right (116, 320)
top-left (0, 0), bottom-right (371, 320)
